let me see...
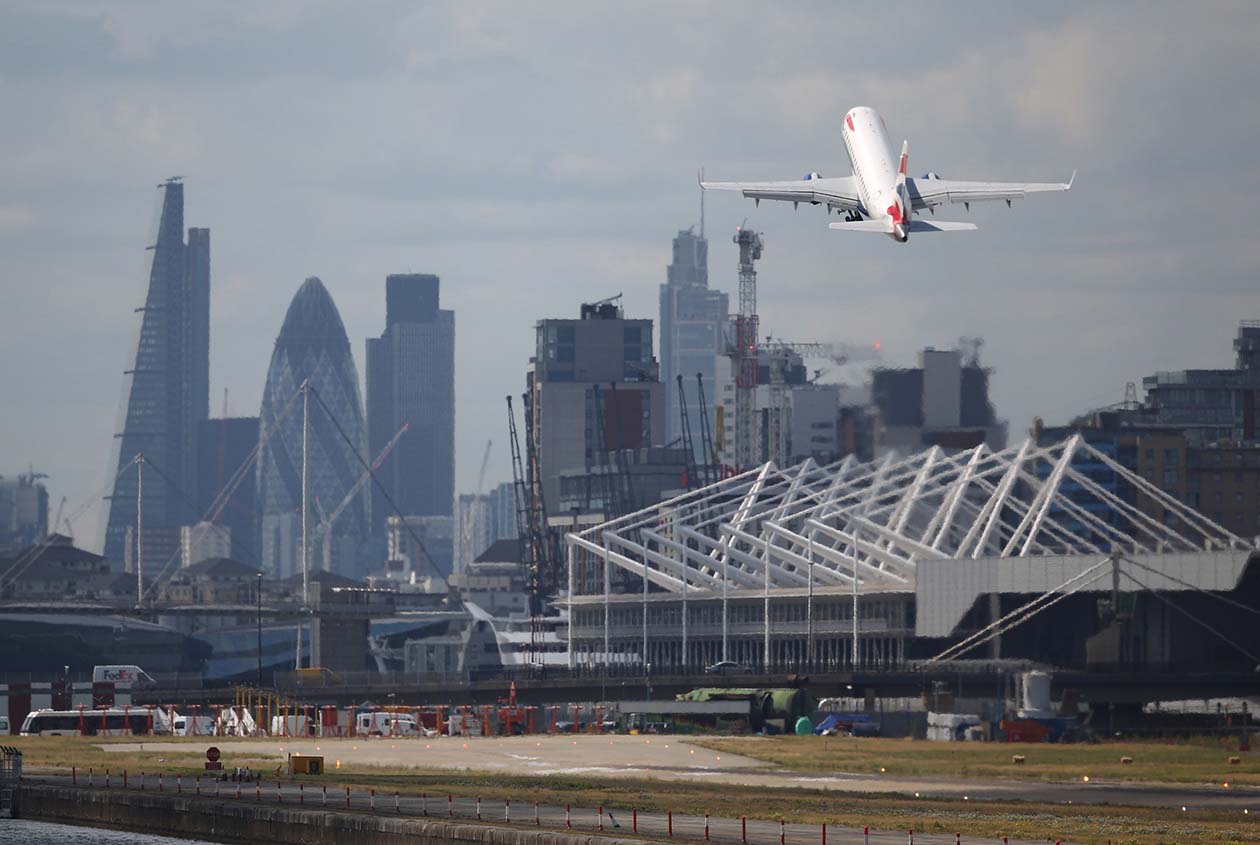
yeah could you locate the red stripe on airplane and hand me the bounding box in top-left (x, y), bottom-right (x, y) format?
top-left (846, 114), bottom-right (854, 131)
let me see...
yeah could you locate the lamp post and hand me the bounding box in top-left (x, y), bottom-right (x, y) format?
top-left (256, 573), bottom-right (264, 687)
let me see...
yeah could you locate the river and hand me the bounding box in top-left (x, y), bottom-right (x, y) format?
top-left (0, 819), bottom-right (221, 844)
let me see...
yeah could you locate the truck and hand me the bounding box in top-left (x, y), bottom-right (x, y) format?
top-left (92, 665), bottom-right (156, 687)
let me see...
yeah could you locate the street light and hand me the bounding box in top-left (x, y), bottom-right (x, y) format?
top-left (256, 573), bottom-right (263, 687)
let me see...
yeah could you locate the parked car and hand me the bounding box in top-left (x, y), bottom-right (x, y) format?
top-left (704, 661), bottom-right (752, 675)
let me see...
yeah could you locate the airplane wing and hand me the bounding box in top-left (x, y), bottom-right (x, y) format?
top-left (700, 176), bottom-right (862, 212)
top-left (906, 171), bottom-right (1075, 210)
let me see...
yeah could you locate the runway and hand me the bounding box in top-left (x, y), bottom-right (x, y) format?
top-left (99, 734), bottom-right (1260, 812)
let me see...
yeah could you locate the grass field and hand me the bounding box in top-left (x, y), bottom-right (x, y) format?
top-left (690, 735), bottom-right (1260, 787)
top-left (6, 736), bottom-right (1260, 845)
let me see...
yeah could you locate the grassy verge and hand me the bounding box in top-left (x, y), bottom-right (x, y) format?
top-left (688, 736), bottom-right (1260, 787)
top-left (7, 737), bottom-right (1259, 845)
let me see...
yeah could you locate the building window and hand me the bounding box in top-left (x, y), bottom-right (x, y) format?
top-left (1163, 469), bottom-right (1179, 483)
top-left (1163, 448), bottom-right (1179, 465)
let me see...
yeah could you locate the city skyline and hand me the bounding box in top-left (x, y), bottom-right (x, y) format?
top-left (2, 3), bottom-right (1258, 553)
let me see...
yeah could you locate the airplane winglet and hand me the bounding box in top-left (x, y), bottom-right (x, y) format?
top-left (698, 167), bottom-right (706, 189)
top-left (1067, 169), bottom-right (1076, 190)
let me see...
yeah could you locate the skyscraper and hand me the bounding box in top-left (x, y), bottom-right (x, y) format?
top-left (365, 274), bottom-right (455, 531)
top-left (196, 416), bottom-right (260, 565)
top-left (103, 179), bottom-right (210, 565)
top-left (659, 227), bottom-right (727, 462)
top-left (257, 277), bottom-right (369, 579)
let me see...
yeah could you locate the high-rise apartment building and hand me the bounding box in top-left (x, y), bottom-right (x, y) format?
top-left (365, 274), bottom-right (456, 534)
top-left (659, 228), bottom-right (728, 462)
top-left (454, 481), bottom-right (516, 574)
top-left (0, 471), bottom-right (49, 552)
top-left (529, 300), bottom-right (665, 511)
top-left (257, 278), bottom-right (370, 580)
top-left (871, 345), bottom-right (1007, 455)
top-left (103, 180), bottom-right (210, 565)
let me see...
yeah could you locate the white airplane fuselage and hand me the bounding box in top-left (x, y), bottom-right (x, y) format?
top-left (840, 106), bottom-right (909, 242)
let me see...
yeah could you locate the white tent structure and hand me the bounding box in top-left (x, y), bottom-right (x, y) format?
top-left (564, 435), bottom-right (1257, 670)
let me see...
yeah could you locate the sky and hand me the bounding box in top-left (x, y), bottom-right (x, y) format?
top-left (2, 1), bottom-right (1259, 553)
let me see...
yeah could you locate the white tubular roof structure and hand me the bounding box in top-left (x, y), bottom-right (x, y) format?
top-left (567, 435), bottom-right (1256, 596)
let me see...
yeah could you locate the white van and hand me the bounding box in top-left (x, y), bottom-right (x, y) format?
top-left (355, 712), bottom-right (420, 736)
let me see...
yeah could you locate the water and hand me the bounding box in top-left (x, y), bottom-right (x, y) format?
top-left (0, 819), bottom-right (220, 844)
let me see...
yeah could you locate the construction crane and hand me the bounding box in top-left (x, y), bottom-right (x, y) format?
top-left (676, 375), bottom-right (700, 490)
top-left (52, 496), bottom-right (66, 540)
top-left (312, 422), bottom-right (408, 572)
top-left (760, 338), bottom-right (860, 466)
top-left (459, 440), bottom-right (493, 570)
top-left (507, 395), bottom-right (551, 666)
top-left (729, 226), bottom-right (763, 471)
top-left (696, 373), bottom-right (717, 487)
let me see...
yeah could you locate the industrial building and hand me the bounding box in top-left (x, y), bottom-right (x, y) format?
top-left (566, 434), bottom-right (1258, 674)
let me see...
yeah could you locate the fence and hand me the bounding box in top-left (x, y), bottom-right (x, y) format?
top-left (0, 745), bottom-right (21, 818)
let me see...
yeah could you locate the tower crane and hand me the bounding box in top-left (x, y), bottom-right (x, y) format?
top-left (729, 226), bottom-right (763, 470)
top-left (459, 440), bottom-right (493, 570)
top-left (52, 496), bottom-right (67, 540)
top-left (312, 422), bottom-right (409, 572)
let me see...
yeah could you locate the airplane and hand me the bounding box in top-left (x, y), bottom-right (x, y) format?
top-left (701, 106), bottom-right (1074, 243)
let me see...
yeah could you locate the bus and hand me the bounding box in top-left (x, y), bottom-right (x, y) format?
top-left (19, 708), bottom-right (172, 737)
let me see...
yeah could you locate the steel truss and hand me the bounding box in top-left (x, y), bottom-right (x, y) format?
top-left (566, 434), bottom-right (1254, 597)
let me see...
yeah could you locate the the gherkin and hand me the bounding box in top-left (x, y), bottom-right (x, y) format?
top-left (257, 277), bottom-right (369, 579)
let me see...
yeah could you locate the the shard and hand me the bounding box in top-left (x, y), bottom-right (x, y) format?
top-left (103, 179), bottom-right (210, 567)
top-left (257, 277), bottom-right (370, 579)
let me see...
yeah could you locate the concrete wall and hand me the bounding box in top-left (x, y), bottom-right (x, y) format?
top-left (19, 784), bottom-right (656, 845)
